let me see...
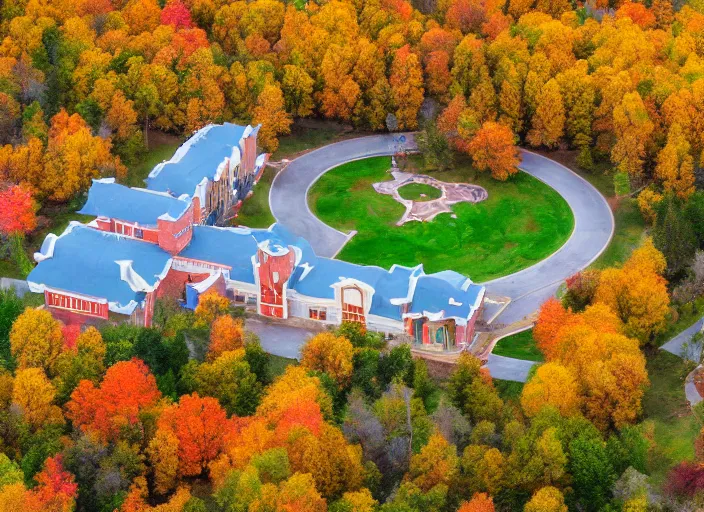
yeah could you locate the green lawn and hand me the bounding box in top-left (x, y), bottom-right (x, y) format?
top-left (643, 350), bottom-right (700, 484)
top-left (492, 329), bottom-right (544, 362)
top-left (309, 156), bottom-right (574, 282)
top-left (234, 167), bottom-right (276, 228)
top-left (398, 183), bottom-right (442, 201)
top-left (591, 197), bottom-right (646, 269)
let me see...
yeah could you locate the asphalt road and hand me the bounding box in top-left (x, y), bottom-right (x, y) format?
top-left (269, 136), bottom-right (614, 326)
top-left (265, 135), bottom-right (614, 380)
top-left (269, 133), bottom-right (416, 257)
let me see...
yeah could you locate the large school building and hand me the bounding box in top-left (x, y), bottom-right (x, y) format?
top-left (27, 124), bottom-right (485, 351)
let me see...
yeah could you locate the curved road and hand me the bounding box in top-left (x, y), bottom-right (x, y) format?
top-left (270, 134), bottom-right (614, 328)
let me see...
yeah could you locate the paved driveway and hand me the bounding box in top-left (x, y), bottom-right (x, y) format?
top-left (269, 134), bottom-right (415, 257)
top-left (269, 138), bottom-right (614, 327)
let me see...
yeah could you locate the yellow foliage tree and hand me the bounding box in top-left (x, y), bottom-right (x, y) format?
top-left (407, 433), bottom-right (459, 492)
top-left (527, 79), bottom-right (565, 148)
top-left (611, 92), bottom-right (654, 178)
top-left (655, 123), bottom-right (696, 200)
top-left (9, 308), bottom-right (63, 374)
top-left (520, 362), bottom-right (581, 418)
top-left (253, 84), bottom-right (292, 153)
top-left (194, 292), bottom-right (231, 328)
top-left (300, 332), bottom-right (355, 388)
top-left (11, 368), bottom-right (64, 430)
top-left (594, 238), bottom-right (669, 343)
top-left (257, 366), bottom-right (333, 422)
top-left (147, 429), bottom-right (180, 495)
top-left (524, 486), bottom-right (568, 512)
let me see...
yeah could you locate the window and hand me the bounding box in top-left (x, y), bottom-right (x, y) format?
top-left (247, 295), bottom-right (257, 305)
top-left (272, 271), bottom-right (279, 283)
top-left (309, 307), bottom-right (327, 321)
top-left (234, 291), bottom-right (246, 303)
top-left (134, 228), bottom-right (143, 239)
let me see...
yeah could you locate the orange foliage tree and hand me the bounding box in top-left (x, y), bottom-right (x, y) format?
top-left (458, 493), bottom-right (495, 512)
top-left (208, 315), bottom-right (245, 360)
top-left (65, 358), bottom-right (161, 443)
top-left (157, 393), bottom-right (229, 477)
top-left (467, 122), bottom-right (520, 181)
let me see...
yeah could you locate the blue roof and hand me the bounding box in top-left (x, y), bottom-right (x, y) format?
top-left (178, 225), bottom-right (258, 284)
top-left (409, 275), bottom-right (484, 320)
top-left (27, 224), bottom-right (172, 309)
top-left (146, 123), bottom-right (248, 196)
top-left (78, 180), bottom-right (191, 226)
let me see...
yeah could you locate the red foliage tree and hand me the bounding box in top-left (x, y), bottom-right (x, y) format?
top-left (160, 0), bottom-right (193, 29)
top-left (157, 393), bottom-right (229, 477)
top-left (0, 185), bottom-right (36, 236)
top-left (65, 359), bottom-right (161, 443)
top-left (665, 462), bottom-right (704, 498)
top-left (27, 455), bottom-right (78, 511)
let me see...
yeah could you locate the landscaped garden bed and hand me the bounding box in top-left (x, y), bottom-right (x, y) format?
top-left (309, 156), bottom-right (575, 282)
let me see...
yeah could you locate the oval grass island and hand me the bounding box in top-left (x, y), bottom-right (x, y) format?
top-left (308, 156), bottom-right (575, 282)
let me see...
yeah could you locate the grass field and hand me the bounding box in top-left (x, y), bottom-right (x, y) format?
top-left (643, 350), bottom-right (700, 484)
top-left (235, 167), bottom-right (277, 228)
top-left (591, 197), bottom-right (646, 269)
top-left (492, 329), bottom-right (544, 362)
top-left (398, 183), bottom-right (442, 201)
top-left (309, 156), bottom-right (574, 282)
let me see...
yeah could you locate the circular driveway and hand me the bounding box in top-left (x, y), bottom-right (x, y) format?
top-left (269, 134), bottom-right (614, 325)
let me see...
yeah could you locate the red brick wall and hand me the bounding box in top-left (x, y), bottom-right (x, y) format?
top-left (44, 290), bottom-right (109, 321)
top-left (157, 202), bottom-right (195, 254)
top-left (93, 218), bottom-right (158, 243)
top-left (242, 135), bottom-right (257, 175)
top-left (156, 268), bottom-right (213, 300)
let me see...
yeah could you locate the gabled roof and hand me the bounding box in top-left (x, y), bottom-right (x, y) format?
top-left (408, 273), bottom-right (484, 323)
top-left (146, 123), bottom-right (249, 197)
top-left (78, 179), bottom-right (191, 226)
top-left (27, 223), bottom-right (172, 313)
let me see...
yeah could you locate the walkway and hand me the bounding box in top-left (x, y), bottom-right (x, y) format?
top-left (661, 316), bottom-right (704, 361)
top-left (265, 135), bottom-right (615, 381)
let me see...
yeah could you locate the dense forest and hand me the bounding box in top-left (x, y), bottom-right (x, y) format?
top-left (4, 0), bottom-right (704, 510)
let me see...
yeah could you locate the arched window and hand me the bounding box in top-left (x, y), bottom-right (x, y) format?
top-left (341, 286), bottom-right (365, 325)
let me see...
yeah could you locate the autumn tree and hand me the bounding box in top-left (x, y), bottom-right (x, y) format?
top-left (194, 292), bottom-right (230, 328)
top-left (525, 486), bottom-right (568, 512)
top-left (467, 121), bottom-right (520, 180)
top-left (458, 493), bottom-right (495, 512)
top-left (0, 184), bottom-right (37, 276)
top-left (407, 433), bottom-right (459, 492)
top-left (520, 362), bottom-right (581, 417)
top-left (54, 326), bottom-right (106, 402)
top-left (390, 45), bottom-right (424, 130)
top-left (65, 358), bottom-right (161, 443)
top-left (209, 315), bottom-right (245, 360)
top-left (12, 367), bottom-right (64, 430)
top-left (40, 110), bottom-right (126, 202)
top-left (157, 393), bottom-right (229, 477)
top-left (252, 84), bottom-right (292, 153)
top-left (147, 429), bottom-right (180, 495)
top-left (527, 79), bottom-right (565, 148)
top-left (655, 123), bottom-right (696, 200)
top-left (611, 92), bottom-right (654, 178)
top-left (300, 332), bottom-right (355, 388)
top-left (594, 238), bottom-right (670, 343)
top-left (9, 308), bottom-right (63, 374)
